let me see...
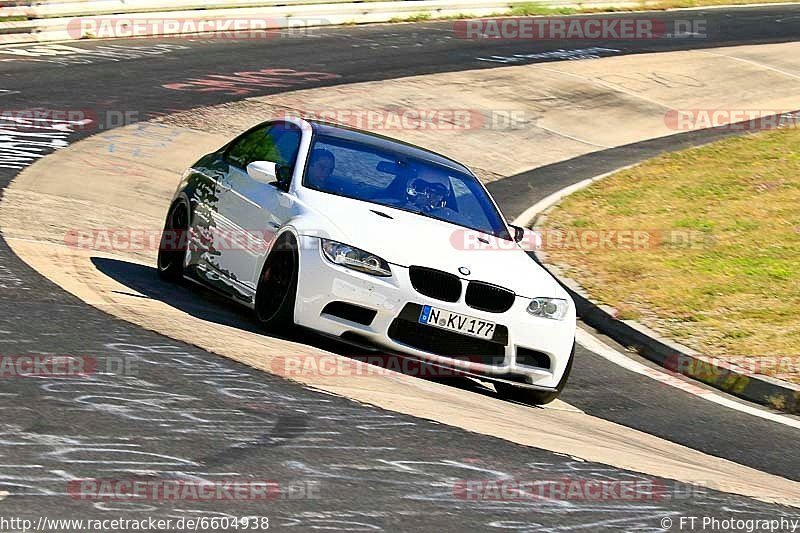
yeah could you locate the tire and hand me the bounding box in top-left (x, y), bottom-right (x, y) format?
top-left (254, 235), bottom-right (298, 332)
top-left (496, 341), bottom-right (575, 405)
top-left (157, 199), bottom-right (190, 282)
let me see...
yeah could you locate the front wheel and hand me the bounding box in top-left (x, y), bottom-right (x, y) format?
top-left (495, 342), bottom-right (574, 405)
top-left (157, 199), bottom-right (190, 282)
top-left (254, 236), bottom-right (298, 332)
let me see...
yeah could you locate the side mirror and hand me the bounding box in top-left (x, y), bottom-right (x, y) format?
top-left (247, 161), bottom-right (277, 184)
top-left (247, 161), bottom-right (293, 192)
top-left (509, 224), bottom-right (526, 243)
top-left (275, 165), bottom-right (293, 192)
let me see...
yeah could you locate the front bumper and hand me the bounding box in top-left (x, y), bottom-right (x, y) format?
top-left (294, 235), bottom-right (575, 389)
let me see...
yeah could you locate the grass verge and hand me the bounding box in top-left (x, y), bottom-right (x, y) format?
top-left (505, 0), bottom-right (800, 16)
top-left (539, 127), bottom-right (800, 383)
top-left (389, 13), bottom-right (433, 23)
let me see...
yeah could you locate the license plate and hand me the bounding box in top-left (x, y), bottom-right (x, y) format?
top-left (418, 305), bottom-right (496, 340)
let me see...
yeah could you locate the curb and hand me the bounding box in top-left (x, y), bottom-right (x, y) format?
top-left (513, 166), bottom-right (800, 415)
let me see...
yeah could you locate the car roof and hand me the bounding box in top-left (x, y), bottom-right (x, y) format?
top-left (307, 120), bottom-right (471, 174)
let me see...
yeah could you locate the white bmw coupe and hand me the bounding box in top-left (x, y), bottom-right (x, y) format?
top-left (158, 118), bottom-right (575, 404)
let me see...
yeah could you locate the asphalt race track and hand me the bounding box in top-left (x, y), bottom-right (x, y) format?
top-left (1, 6), bottom-right (800, 531)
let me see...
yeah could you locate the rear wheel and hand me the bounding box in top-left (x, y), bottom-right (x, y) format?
top-left (496, 342), bottom-right (574, 405)
top-left (255, 236), bottom-right (298, 332)
top-left (157, 199), bottom-right (190, 282)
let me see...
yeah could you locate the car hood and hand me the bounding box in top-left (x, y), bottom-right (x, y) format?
top-left (297, 192), bottom-right (564, 299)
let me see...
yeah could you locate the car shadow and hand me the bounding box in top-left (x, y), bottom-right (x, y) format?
top-left (90, 257), bottom-right (500, 399)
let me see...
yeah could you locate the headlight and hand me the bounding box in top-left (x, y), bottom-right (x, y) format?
top-left (527, 298), bottom-right (569, 320)
top-left (321, 239), bottom-right (392, 277)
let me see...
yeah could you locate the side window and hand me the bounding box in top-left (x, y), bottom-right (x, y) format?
top-left (225, 123), bottom-right (302, 173)
top-left (269, 123), bottom-right (302, 169)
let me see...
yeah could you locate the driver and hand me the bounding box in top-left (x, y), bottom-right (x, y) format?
top-left (404, 167), bottom-right (451, 214)
top-left (307, 148), bottom-right (335, 188)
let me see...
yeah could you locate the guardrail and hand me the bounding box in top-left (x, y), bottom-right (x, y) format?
top-left (2, 0), bottom-right (406, 18)
top-left (0, 0), bottom-right (644, 44)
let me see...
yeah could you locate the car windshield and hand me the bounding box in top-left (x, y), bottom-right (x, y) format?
top-left (303, 134), bottom-right (511, 239)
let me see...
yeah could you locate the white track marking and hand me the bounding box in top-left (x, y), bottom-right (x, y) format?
top-left (576, 329), bottom-right (800, 430)
top-left (0, 490), bottom-right (7, 500)
top-left (695, 49), bottom-right (800, 81)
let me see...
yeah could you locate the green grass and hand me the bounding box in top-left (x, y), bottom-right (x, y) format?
top-left (648, 0), bottom-right (799, 7)
top-left (389, 13), bottom-right (432, 23)
top-left (540, 127), bottom-right (800, 381)
top-left (500, 0), bottom-right (800, 18)
top-left (508, 4), bottom-right (579, 16)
